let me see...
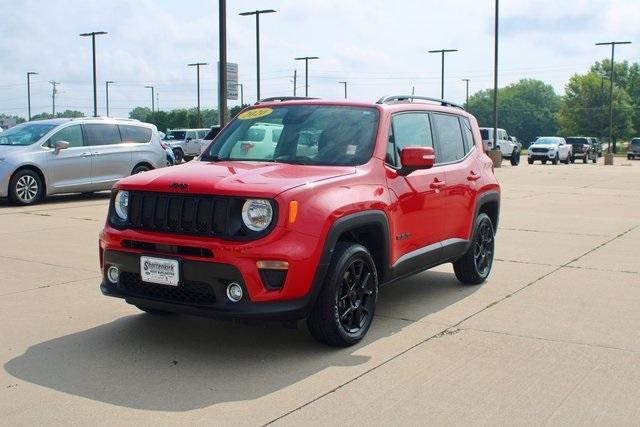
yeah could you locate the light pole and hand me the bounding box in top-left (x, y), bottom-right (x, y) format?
top-left (428, 48), bottom-right (458, 99)
top-left (27, 72), bottom-right (38, 121)
top-left (595, 41), bottom-right (632, 154)
top-left (235, 83), bottom-right (244, 106)
top-left (218, 0), bottom-right (227, 127)
top-left (294, 56), bottom-right (319, 97)
top-left (188, 62), bottom-right (208, 127)
top-left (461, 78), bottom-right (470, 107)
top-left (50, 81), bottom-right (59, 116)
top-left (339, 81), bottom-right (347, 99)
top-left (105, 81), bottom-right (115, 117)
top-left (239, 9), bottom-right (276, 102)
top-left (80, 31), bottom-right (107, 117)
top-left (145, 85), bottom-right (155, 122)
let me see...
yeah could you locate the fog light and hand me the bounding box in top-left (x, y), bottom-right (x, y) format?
top-left (107, 266), bottom-right (120, 284)
top-left (226, 282), bottom-right (243, 302)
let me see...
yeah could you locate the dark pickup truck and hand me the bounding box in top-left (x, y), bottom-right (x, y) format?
top-left (566, 137), bottom-right (597, 164)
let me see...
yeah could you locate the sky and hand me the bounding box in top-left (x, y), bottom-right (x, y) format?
top-left (1, 0), bottom-right (639, 119)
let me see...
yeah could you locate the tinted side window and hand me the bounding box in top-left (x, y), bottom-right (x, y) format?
top-left (119, 125), bottom-right (152, 144)
top-left (186, 131), bottom-right (197, 139)
top-left (388, 113), bottom-right (433, 167)
top-left (461, 118), bottom-right (474, 154)
top-left (49, 125), bottom-right (84, 148)
top-left (84, 124), bottom-right (121, 146)
top-left (433, 114), bottom-right (465, 163)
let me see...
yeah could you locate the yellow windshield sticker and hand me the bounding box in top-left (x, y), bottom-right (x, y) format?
top-left (238, 107), bottom-right (273, 120)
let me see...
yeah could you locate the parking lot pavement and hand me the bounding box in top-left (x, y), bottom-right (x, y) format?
top-left (1, 159), bottom-right (639, 425)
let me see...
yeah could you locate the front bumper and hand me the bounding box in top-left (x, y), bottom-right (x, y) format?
top-left (99, 223), bottom-right (325, 320)
top-left (0, 163), bottom-right (11, 198)
top-left (101, 250), bottom-right (313, 320)
top-left (528, 151), bottom-right (556, 160)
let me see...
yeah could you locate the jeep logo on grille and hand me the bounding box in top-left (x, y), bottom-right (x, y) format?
top-left (169, 182), bottom-right (188, 190)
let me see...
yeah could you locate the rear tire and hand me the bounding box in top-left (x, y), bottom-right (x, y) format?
top-left (8, 169), bottom-right (44, 206)
top-left (542, 159), bottom-right (547, 164)
top-left (132, 164), bottom-right (151, 175)
top-left (527, 158), bottom-right (534, 165)
top-left (307, 243), bottom-right (378, 347)
top-left (453, 213), bottom-right (495, 285)
top-left (583, 155), bottom-right (588, 164)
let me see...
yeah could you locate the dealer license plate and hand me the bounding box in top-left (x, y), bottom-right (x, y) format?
top-left (140, 256), bottom-right (179, 286)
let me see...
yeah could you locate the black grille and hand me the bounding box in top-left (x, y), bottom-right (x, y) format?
top-left (126, 191), bottom-right (231, 237)
top-left (531, 147), bottom-right (548, 153)
top-left (119, 272), bottom-right (216, 305)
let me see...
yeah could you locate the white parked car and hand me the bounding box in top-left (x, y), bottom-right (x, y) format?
top-left (479, 127), bottom-right (521, 165)
top-left (527, 136), bottom-right (572, 165)
top-left (228, 122), bottom-right (284, 159)
top-left (163, 128), bottom-right (209, 163)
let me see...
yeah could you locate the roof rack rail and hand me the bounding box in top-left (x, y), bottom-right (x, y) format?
top-left (256, 96), bottom-right (319, 104)
top-left (70, 116), bottom-right (140, 122)
top-left (376, 95), bottom-right (465, 110)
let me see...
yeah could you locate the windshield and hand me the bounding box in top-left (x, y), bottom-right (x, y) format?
top-left (202, 105), bottom-right (379, 166)
top-left (534, 137), bottom-right (559, 145)
top-left (165, 130), bottom-right (186, 140)
top-left (0, 123), bottom-right (57, 146)
top-left (631, 139), bottom-right (640, 145)
top-left (565, 137), bottom-right (588, 145)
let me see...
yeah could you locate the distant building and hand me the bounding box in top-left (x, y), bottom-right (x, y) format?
top-left (0, 117), bottom-right (17, 129)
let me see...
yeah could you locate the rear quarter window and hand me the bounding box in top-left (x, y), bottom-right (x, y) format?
top-left (119, 125), bottom-right (152, 143)
top-left (433, 113), bottom-right (465, 163)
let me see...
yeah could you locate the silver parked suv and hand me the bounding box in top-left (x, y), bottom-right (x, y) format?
top-left (163, 128), bottom-right (209, 163)
top-left (0, 118), bottom-right (166, 205)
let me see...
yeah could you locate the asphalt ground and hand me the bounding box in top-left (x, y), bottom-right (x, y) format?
top-left (1, 156), bottom-right (639, 425)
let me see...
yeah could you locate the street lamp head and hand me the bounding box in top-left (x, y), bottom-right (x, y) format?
top-left (27, 71), bottom-right (38, 76)
top-left (188, 62), bottom-right (209, 67)
top-left (145, 85), bottom-right (154, 89)
top-left (80, 31), bottom-right (107, 37)
top-left (428, 49), bottom-right (458, 53)
top-left (595, 41), bottom-right (632, 46)
top-left (240, 9), bottom-right (276, 16)
top-left (106, 80), bottom-right (115, 84)
top-left (295, 56), bottom-right (319, 60)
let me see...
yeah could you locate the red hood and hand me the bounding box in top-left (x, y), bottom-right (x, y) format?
top-left (115, 160), bottom-right (356, 197)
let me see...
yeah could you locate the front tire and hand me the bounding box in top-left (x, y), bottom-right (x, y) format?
top-left (307, 243), bottom-right (378, 347)
top-left (527, 158), bottom-right (534, 165)
top-left (583, 155), bottom-right (588, 164)
top-left (552, 154), bottom-right (559, 165)
top-left (510, 150), bottom-right (520, 166)
top-left (173, 148), bottom-right (184, 164)
top-left (8, 169), bottom-right (44, 205)
top-left (453, 213), bottom-right (495, 285)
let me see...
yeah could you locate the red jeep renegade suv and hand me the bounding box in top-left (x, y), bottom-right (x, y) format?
top-left (99, 95), bottom-right (500, 347)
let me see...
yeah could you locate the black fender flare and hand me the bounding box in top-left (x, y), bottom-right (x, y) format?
top-left (305, 210), bottom-right (391, 309)
top-left (472, 190), bottom-right (500, 237)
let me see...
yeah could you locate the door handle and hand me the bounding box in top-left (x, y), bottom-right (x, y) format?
top-left (81, 152), bottom-right (92, 158)
top-left (467, 171), bottom-right (481, 181)
top-left (92, 152), bottom-right (100, 156)
top-left (430, 179), bottom-right (446, 190)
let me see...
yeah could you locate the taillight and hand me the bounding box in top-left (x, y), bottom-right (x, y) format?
top-left (160, 142), bottom-right (168, 149)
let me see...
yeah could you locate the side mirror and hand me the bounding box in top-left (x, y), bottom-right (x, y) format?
top-left (53, 140), bottom-right (70, 154)
top-left (398, 146), bottom-right (435, 176)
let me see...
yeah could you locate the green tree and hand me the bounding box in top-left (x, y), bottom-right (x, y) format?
top-left (557, 72), bottom-right (634, 149)
top-left (467, 79), bottom-right (560, 144)
top-left (30, 110), bottom-right (85, 120)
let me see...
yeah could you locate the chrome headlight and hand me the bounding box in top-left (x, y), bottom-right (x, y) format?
top-left (241, 199), bottom-right (273, 232)
top-left (114, 191), bottom-right (129, 221)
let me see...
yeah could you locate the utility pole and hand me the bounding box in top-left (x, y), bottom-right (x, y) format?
top-left (294, 56), bottom-right (319, 97)
top-left (50, 81), bottom-right (59, 116)
top-left (595, 40), bottom-right (632, 154)
top-left (428, 48), bottom-right (458, 99)
top-left (156, 92), bottom-right (160, 112)
top-left (293, 70), bottom-right (297, 96)
top-left (493, 0), bottom-right (499, 151)
top-left (188, 62), bottom-right (208, 127)
top-left (339, 81), bottom-right (347, 99)
top-left (105, 81), bottom-right (114, 117)
top-left (461, 78), bottom-right (470, 107)
top-left (80, 31), bottom-right (107, 117)
top-left (145, 85), bottom-right (155, 122)
top-left (27, 72), bottom-right (38, 121)
top-left (218, 0), bottom-right (228, 127)
top-left (239, 9), bottom-right (276, 101)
